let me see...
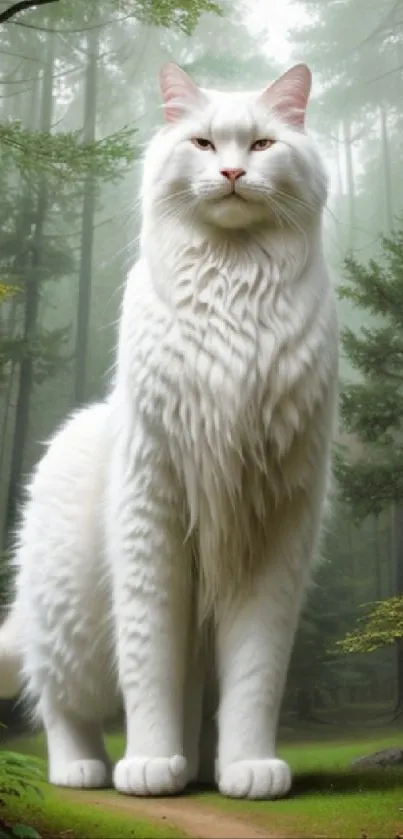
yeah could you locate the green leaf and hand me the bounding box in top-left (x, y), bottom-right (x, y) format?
top-left (336, 596), bottom-right (403, 654)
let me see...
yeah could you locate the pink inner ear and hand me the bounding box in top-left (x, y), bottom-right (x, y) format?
top-left (159, 63), bottom-right (204, 124)
top-left (259, 64), bottom-right (312, 129)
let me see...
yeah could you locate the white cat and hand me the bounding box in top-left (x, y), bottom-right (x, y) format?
top-left (0, 63), bottom-right (338, 800)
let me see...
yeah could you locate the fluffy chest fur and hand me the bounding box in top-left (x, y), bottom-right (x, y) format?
top-left (120, 236), bottom-right (334, 451)
top-left (114, 234), bottom-right (337, 613)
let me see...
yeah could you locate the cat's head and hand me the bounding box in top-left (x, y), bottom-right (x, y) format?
top-left (142, 63), bottom-right (327, 232)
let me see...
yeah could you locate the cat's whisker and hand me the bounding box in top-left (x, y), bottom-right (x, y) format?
top-left (278, 205), bottom-right (310, 259)
top-left (151, 192), bottom-right (198, 217)
top-left (147, 200), bottom-right (196, 232)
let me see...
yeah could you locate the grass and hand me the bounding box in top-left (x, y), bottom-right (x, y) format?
top-left (1, 780), bottom-right (185, 839)
top-left (0, 740), bottom-right (184, 839)
top-left (198, 728), bottom-right (403, 838)
top-left (1, 725), bottom-right (403, 838)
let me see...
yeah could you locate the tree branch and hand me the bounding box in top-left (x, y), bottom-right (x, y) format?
top-left (0, 0), bottom-right (59, 25)
top-left (357, 0), bottom-right (400, 48)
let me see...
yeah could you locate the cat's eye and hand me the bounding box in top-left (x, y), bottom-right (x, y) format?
top-left (191, 137), bottom-right (215, 151)
top-left (251, 138), bottom-right (274, 151)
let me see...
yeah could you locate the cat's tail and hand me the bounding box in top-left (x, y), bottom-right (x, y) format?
top-left (0, 608), bottom-right (22, 698)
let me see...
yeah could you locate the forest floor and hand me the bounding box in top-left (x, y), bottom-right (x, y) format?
top-left (1, 724), bottom-right (403, 839)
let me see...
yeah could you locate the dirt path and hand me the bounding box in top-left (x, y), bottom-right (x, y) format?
top-left (63, 789), bottom-right (279, 839)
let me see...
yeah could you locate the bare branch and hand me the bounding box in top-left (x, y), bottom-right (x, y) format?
top-left (357, 0), bottom-right (400, 48)
top-left (13, 12), bottom-right (134, 32)
top-left (0, 0), bottom-right (59, 25)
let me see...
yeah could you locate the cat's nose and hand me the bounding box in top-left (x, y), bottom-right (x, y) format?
top-left (220, 168), bottom-right (246, 182)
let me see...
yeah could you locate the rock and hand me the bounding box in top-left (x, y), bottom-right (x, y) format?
top-left (351, 746), bottom-right (403, 769)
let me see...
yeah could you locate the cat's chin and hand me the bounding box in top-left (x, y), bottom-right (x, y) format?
top-left (200, 196), bottom-right (266, 230)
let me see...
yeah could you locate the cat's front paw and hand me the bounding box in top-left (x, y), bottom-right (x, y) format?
top-left (114, 755), bottom-right (187, 796)
top-left (218, 758), bottom-right (291, 799)
top-left (50, 759), bottom-right (112, 789)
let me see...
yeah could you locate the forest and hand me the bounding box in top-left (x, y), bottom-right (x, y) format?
top-left (0, 1), bottom-right (403, 838)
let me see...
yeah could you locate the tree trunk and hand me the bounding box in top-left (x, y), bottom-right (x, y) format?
top-left (0, 71), bottom-right (41, 546)
top-left (343, 118), bottom-right (356, 253)
top-left (4, 33), bottom-right (54, 538)
top-left (73, 25), bottom-right (99, 406)
top-left (373, 516), bottom-right (382, 599)
top-left (393, 506), bottom-right (403, 709)
top-left (335, 122), bottom-right (344, 196)
top-left (379, 105), bottom-right (393, 235)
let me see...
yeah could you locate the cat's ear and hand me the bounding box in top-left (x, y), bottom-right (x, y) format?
top-left (159, 63), bottom-right (207, 123)
top-left (258, 64), bottom-right (312, 129)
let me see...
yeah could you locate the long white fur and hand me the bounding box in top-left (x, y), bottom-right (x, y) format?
top-left (0, 63), bottom-right (338, 800)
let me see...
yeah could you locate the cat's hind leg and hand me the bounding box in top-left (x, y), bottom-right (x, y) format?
top-left (11, 403), bottom-right (119, 789)
top-left (41, 691), bottom-right (112, 788)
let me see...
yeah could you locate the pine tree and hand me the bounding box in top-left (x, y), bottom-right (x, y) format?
top-left (336, 225), bottom-right (403, 702)
top-left (336, 227), bottom-right (403, 516)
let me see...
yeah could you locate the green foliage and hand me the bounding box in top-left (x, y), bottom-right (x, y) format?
top-left (0, 752), bottom-right (44, 802)
top-left (0, 0), bottom-right (221, 31)
top-left (0, 751), bottom-right (44, 839)
top-left (119, 0), bottom-right (222, 33)
top-left (335, 226), bottom-right (403, 519)
top-left (284, 497), bottom-right (392, 719)
top-left (0, 287), bottom-right (18, 304)
top-left (340, 233), bottom-right (403, 325)
top-left (336, 595), bottom-right (403, 653)
top-left (334, 227), bottom-right (403, 654)
top-left (286, 556), bottom-right (355, 716)
top-left (0, 742), bottom-right (50, 837)
top-left (335, 446), bottom-right (403, 520)
top-left (2, 326), bottom-right (71, 384)
top-left (0, 286), bottom-right (19, 384)
top-left (0, 124), bottom-right (137, 183)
